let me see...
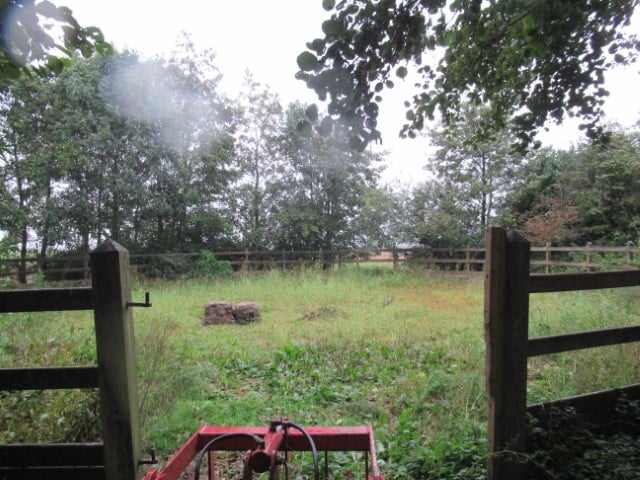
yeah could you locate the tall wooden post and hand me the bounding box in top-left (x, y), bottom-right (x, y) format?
top-left (91, 240), bottom-right (141, 480)
top-left (484, 228), bottom-right (530, 480)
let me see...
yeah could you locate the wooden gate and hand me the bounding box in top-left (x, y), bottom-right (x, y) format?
top-left (484, 227), bottom-right (640, 479)
top-left (0, 240), bottom-right (142, 480)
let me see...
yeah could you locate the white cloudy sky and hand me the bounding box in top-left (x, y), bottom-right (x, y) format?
top-left (54, 1), bottom-right (640, 184)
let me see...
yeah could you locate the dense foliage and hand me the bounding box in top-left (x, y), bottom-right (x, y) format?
top-left (0, 46), bottom-right (390, 281)
top-left (2, 2), bottom-right (640, 280)
top-left (503, 129), bottom-right (640, 245)
top-left (298, 0), bottom-right (639, 149)
top-left (0, 0), bottom-right (111, 78)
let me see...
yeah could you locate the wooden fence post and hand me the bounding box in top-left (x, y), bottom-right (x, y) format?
top-left (627, 241), bottom-right (634, 267)
top-left (586, 242), bottom-right (593, 272)
top-left (392, 248), bottom-right (399, 269)
top-left (465, 246), bottom-right (471, 272)
top-left (545, 242), bottom-right (551, 274)
top-left (90, 240), bottom-right (141, 480)
top-left (242, 250), bottom-right (250, 273)
top-left (485, 227), bottom-right (530, 480)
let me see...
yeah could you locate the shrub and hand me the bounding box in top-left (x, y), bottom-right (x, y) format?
top-left (193, 251), bottom-right (233, 279)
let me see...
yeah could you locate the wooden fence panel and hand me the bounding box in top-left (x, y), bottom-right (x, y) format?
top-left (484, 228), bottom-right (530, 480)
top-left (485, 227), bottom-right (640, 480)
top-left (0, 240), bottom-right (141, 480)
top-left (3, 243), bottom-right (639, 282)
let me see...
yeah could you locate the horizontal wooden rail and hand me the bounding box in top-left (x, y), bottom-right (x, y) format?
top-left (0, 466), bottom-right (105, 480)
top-left (0, 288), bottom-right (93, 312)
top-left (529, 270), bottom-right (640, 293)
top-left (527, 325), bottom-right (640, 357)
top-left (0, 366), bottom-right (99, 390)
top-left (527, 383), bottom-right (640, 421)
top-left (0, 443), bottom-right (104, 466)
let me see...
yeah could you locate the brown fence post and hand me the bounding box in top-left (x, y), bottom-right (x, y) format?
top-left (392, 248), bottom-right (399, 269)
top-left (90, 240), bottom-right (141, 480)
top-left (627, 241), bottom-right (634, 267)
top-left (586, 242), bottom-right (593, 272)
top-left (545, 242), bottom-right (551, 274)
top-left (242, 250), bottom-right (250, 273)
top-left (485, 227), bottom-right (530, 480)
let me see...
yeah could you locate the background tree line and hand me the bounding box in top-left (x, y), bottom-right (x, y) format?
top-left (0, 42), bottom-right (410, 282)
top-left (2, 38), bottom-right (640, 283)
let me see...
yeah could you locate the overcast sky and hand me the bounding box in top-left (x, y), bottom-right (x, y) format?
top-left (54, 1), bottom-right (640, 185)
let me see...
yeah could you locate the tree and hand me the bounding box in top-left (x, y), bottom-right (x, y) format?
top-left (0, 71), bottom-right (61, 281)
top-left (410, 179), bottom-right (481, 247)
top-left (0, 0), bottom-right (111, 79)
top-left (572, 129), bottom-right (640, 244)
top-left (0, 43), bottom-right (239, 261)
top-left (353, 184), bottom-right (414, 248)
top-left (297, 0), bottom-right (639, 149)
top-left (268, 102), bottom-right (383, 253)
top-left (500, 148), bottom-right (579, 245)
top-left (428, 103), bottom-right (521, 231)
top-left (232, 73), bottom-right (284, 249)
top-left (501, 131), bottom-right (640, 245)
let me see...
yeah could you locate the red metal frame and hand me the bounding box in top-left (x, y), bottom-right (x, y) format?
top-left (143, 424), bottom-right (384, 480)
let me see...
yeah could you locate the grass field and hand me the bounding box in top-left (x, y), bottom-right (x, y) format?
top-left (2, 266), bottom-right (640, 479)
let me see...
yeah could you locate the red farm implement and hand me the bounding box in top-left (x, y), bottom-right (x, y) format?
top-left (143, 419), bottom-right (385, 480)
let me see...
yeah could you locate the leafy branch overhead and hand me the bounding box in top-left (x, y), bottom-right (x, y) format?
top-left (297, 0), bottom-right (640, 150)
top-left (0, 0), bottom-right (111, 79)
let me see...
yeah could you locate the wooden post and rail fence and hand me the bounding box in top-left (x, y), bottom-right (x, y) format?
top-left (0, 240), bottom-right (144, 480)
top-left (3, 231), bottom-right (640, 478)
top-left (484, 227), bottom-right (640, 480)
top-left (2, 242), bottom-right (640, 283)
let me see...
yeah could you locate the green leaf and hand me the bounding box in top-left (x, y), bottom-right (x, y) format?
top-left (396, 66), bottom-right (408, 79)
top-left (305, 104), bottom-right (319, 121)
top-left (297, 51), bottom-right (318, 71)
top-left (35, 1), bottom-right (60, 19)
top-left (95, 42), bottom-right (114, 56)
top-left (46, 55), bottom-right (64, 74)
top-left (79, 43), bottom-right (93, 59)
top-left (322, 19), bottom-right (343, 38)
top-left (322, 0), bottom-right (335, 11)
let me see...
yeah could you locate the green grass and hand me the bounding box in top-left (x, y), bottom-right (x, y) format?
top-left (2, 267), bottom-right (640, 479)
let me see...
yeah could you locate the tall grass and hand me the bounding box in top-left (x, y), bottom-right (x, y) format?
top-left (2, 266), bottom-right (639, 478)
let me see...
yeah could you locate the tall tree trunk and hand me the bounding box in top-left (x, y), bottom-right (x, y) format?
top-left (16, 173), bottom-right (28, 284)
top-left (480, 153), bottom-right (487, 228)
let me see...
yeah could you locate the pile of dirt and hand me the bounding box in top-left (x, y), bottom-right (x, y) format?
top-left (200, 301), bottom-right (261, 325)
